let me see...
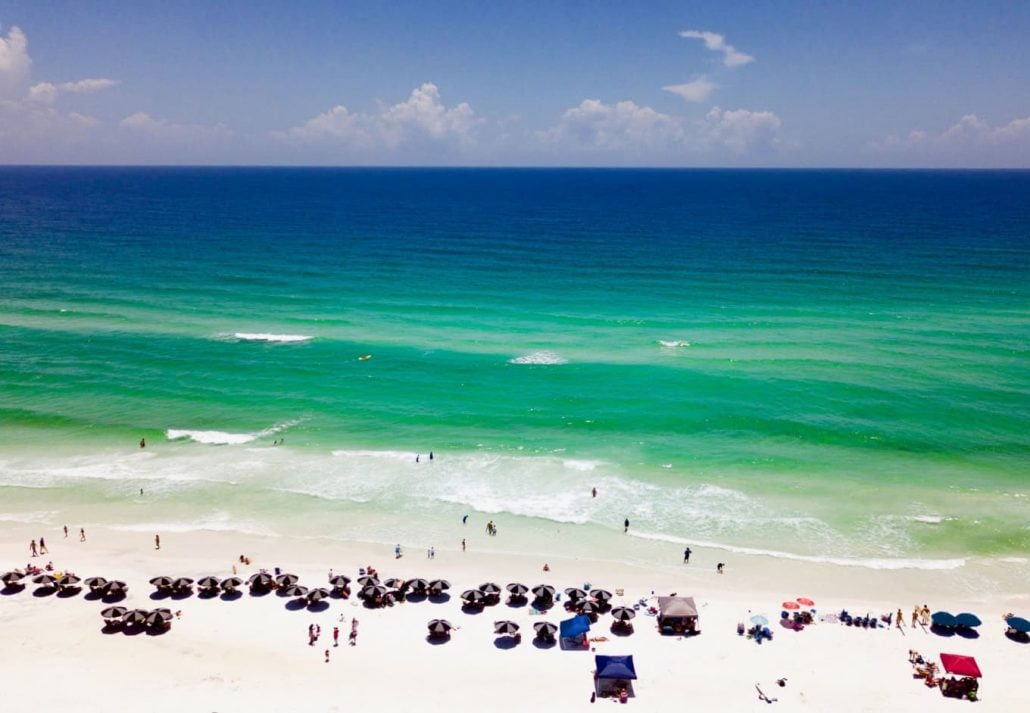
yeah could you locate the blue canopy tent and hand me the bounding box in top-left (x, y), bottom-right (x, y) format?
top-left (595, 655), bottom-right (637, 699)
top-left (559, 614), bottom-right (590, 650)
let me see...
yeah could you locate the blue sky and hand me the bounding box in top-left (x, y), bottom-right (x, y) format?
top-left (1, 0), bottom-right (1028, 166)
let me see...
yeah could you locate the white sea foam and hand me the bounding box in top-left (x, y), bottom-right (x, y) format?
top-left (108, 511), bottom-right (275, 536)
top-left (167, 420), bottom-right (299, 446)
top-left (562, 459), bottom-right (600, 472)
top-left (231, 332), bottom-right (312, 344)
top-left (658, 340), bottom-right (690, 348)
top-left (0, 510), bottom-right (58, 524)
top-left (508, 351), bottom-right (567, 365)
top-left (910, 515), bottom-right (952, 524)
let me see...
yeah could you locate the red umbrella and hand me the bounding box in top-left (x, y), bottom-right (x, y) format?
top-left (796, 597), bottom-right (815, 607)
top-left (939, 653), bottom-right (982, 678)
top-left (782, 601), bottom-right (800, 610)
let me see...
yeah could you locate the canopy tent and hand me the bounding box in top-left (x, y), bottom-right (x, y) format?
top-left (1005, 616), bottom-right (1030, 634)
top-left (560, 614), bottom-right (591, 649)
top-left (594, 655), bottom-right (637, 699)
top-left (657, 596), bottom-right (700, 634)
top-left (954, 613), bottom-right (982, 628)
top-left (940, 653), bottom-right (982, 678)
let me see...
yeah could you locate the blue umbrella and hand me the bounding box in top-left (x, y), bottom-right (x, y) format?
top-left (931, 611), bottom-right (956, 627)
top-left (1006, 616), bottom-right (1030, 633)
top-left (750, 615), bottom-right (769, 626)
top-left (954, 612), bottom-right (982, 628)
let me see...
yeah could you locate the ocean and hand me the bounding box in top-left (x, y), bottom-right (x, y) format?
top-left (1, 167), bottom-right (1027, 572)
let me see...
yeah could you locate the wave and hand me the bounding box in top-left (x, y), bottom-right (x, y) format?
top-left (508, 351), bottom-right (567, 365)
top-left (108, 512), bottom-right (275, 536)
top-left (0, 510), bottom-right (58, 524)
top-left (658, 340), bottom-right (691, 348)
top-left (167, 420), bottom-right (299, 446)
top-left (231, 332), bottom-right (313, 344)
top-left (629, 530), bottom-right (966, 571)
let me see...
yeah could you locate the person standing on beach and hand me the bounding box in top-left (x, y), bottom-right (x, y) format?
top-left (461, 538), bottom-right (466, 552)
top-left (911, 607), bottom-right (919, 628)
top-left (140, 438), bottom-right (145, 448)
top-left (333, 626), bottom-right (339, 647)
top-left (624, 518), bottom-right (629, 533)
top-left (79, 527), bottom-right (86, 542)
top-left (155, 534), bottom-right (161, 550)
top-left (429, 451), bottom-right (433, 461)
top-left (462, 514), bottom-right (468, 525)
top-left (63, 525), bottom-right (68, 538)
top-left (30, 540), bottom-right (38, 557)
top-left (395, 544), bottom-right (402, 558)
top-left (592, 487), bottom-right (597, 498)
top-left (683, 547), bottom-right (692, 564)
top-left (39, 536), bottom-right (48, 554)
top-left (717, 562), bottom-right (725, 574)
top-left (896, 608), bottom-right (904, 628)
top-left (921, 605), bottom-right (930, 626)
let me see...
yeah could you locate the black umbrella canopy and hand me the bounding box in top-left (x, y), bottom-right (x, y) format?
top-left (479, 582), bottom-right (501, 595)
top-left (532, 584), bottom-right (555, 598)
top-left (59, 574), bottom-right (82, 587)
top-left (461, 589), bottom-right (485, 602)
top-left (105, 580), bottom-right (128, 592)
top-left (329, 575), bottom-right (351, 587)
top-left (84, 576), bottom-right (108, 589)
top-left (172, 577), bottom-right (194, 589)
top-left (197, 576), bottom-right (221, 589)
top-left (308, 588), bottom-right (330, 602)
top-left (146, 609), bottom-right (174, 626)
top-left (506, 583), bottom-right (529, 596)
top-left (383, 577), bottom-right (405, 588)
top-left (124, 608), bottom-right (149, 625)
top-left (361, 584), bottom-right (388, 598)
top-left (2, 570), bottom-right (26, 584)
top-left (356, 575), bottom-right (379, 587)
top-left (33, 573), bottom-right (57, 586)
top-left (248, 573), bottom-right (273, 587)
top-left (221, 577), bottom-right (243, 591)
top-left (427, 619), bottom-right (452, 634)
top-left (276, 573), bottom-right (299, 587)
top-left (149, 576), bottom-right (174, 588)
top-left (590, 589), bottom-right (613, 601)
top-left (611, 606), bottom-right (636, 621)
top-left (494, 620), bottom-right (520, 635)
top-left (101, 605), bottom-right (127, 619)
top-left (282, 585), bottom-right (309, 598)
top-left (564, 587), bottom-right (587, 600)
top-left (577, 601), bottom-right (598, 614)
top-left (408, 578), bottom-right (429, 591)
top-left (428, 579), bottom-right (450, 592)
top-left (533, 621), bottom-right (558, 636)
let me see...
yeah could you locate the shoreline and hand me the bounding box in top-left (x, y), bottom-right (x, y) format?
top-left (3, 523), bottom-right (1028, 711)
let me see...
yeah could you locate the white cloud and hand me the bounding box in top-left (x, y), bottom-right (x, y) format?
top-left (119, 112), bottom-right (231, 141)
top-left (663, 76), bottom-right (717, 103)
top-left (282, 83), bottom-right (481, 149)
top-left (0, 25), bottom-right (31, 96)
top-left (872, 114), bottom-right (1030, 166)
top-left (539, 99), bottom-right (683, 150)
top-left (701, 106), bottom-right (781, 153)
top-left (60, 78), bottom-right (119, 94)
top-left (680, 30), bottom-right (754, 67)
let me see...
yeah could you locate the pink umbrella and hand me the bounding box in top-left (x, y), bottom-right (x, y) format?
top-left (782, 601), bottom-right (800, 610)
top-left (797, 597), bottom-right (815, 607)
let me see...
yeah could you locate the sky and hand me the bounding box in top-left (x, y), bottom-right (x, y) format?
top-left (1, 0), bottom-right (1029, 167)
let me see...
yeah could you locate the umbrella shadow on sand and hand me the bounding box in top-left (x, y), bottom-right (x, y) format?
top-left (405, 592), bottom-right (428, 603)
top-left (306, 601), bottom-right (330, 613)
top-left (56, 588), bottom-right (81, 599)
top-left (493, 636), bottom-right (519, 650)
top-left (1, 584), bottom-right (26, 596)
top-left (284, 599), bottom-right (307, 612)
top-left (144, 626), bottom-right (171, 637)
top-left (428, 593), bottom-right (451, 605)
top-left (32, 586), bottom-right (57, 598)
top-left (955, 628), bottom-right (980, 640)
top-left (1005, 631), bottom-right (1030, 644)
top-left (149, 591), bottom-right (171, 601)
top-left (532, 637), bottom-right (556, 649)
top-left (930, 625), bottom-right (956, 637)
top-left (425, 634), bottom-right (451, 646)
top-left (220, 590), bottom-right (243, 601)
top-left (100, 623), bottom-right (123, 636)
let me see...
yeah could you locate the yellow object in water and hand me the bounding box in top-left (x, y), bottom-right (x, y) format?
top-left (358, 354), bottom-right (372, 361)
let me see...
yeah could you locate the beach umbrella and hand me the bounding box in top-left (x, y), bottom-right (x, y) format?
top-left (104, 580), bottom-right (128, 595)
top-left (101, 605), bottom-right (127, 620)
top-left (932, 611), bottom-right (957, 628)
top-left (282, 585), bottom-right (308, 598)
top-left (954, 613), bottom-right (982, 628)
top-left (84, 576), bottom-right (108, 590)
top-left (275, 573), bottom-right (299, 587)
top-left (494, 620), bottom-right (520, 635)
top-left (506, 583), bottom-right (529, 596)
top-left (248, 573), bottom-right (273, 589)
top-left (361, 584), bottom-right (388, 600)
top-left (797, 598), bottom-right (815, 607)
top-left (220, 577), bottom-right (243, 592)
top-left (33, 573), bottom-right (57, 587)
top-left (383, 577), bottom-right (405, 588)
top-left (590, 589), bottom-right (613, 602)
top-left (172, 577), bottom-right (194, 591)
top-left (149, 576), bottom-right (174, 589)
top-left (940, 653), bottom-right (982, 678)
top-left (123, 609), bottom-right (149, 625)
top-left (2, 570), bottom-right (26, 584)
top-left (328, 574), bottom-right (351, 587)
top-left (197, 576), bottom-right (221, 590)
top-left (782, 601), bottom-right (800, 610)
top-left (356, 575), bottom-right (379, 588)
top-left (427, 579), bottom-right (450, 592)
top-left (146, 609), bottom-right (174, 627)
top-left (564, 587), bottom-right (587, 600)
top-left (751, 615), bottom-right (769, 627)
top-left (307, 588), bottom-right (330, 603)
top-left (479, 582), bottom-right (501, 595)
top-left (533, 622), bottom-right (558, 638)
top-left (578, 601), bottom-right (598, 615)
top-left (611, 606), bottom-right (636, 621)
top-left (427, 619), bottom-right (452, 635)
top-left (408, 578), bottom-right (428, 591)
top-left (58, 573), bottom-right (81, 588)
top-left (532, 584), bottom-right (555, 599)
top-left (1005, 616), bottom-right (1030, 633)
top-left (461, 589), bottom-right (484, 604)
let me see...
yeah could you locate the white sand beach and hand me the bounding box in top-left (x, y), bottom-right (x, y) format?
top-left (2, 524), bottom-right (1027, 712)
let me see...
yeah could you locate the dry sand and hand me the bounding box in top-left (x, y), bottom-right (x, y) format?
top-left (1, 525), bottom-right (1027, 712)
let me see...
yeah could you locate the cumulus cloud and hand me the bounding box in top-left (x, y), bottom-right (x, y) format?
top-left (680, 30), bottom-right (754, 67)
top-left (28, 77), bottom-right (118, 103)
top-left (0, 25), bottom-right (31, 96)
top-left (119, 112), bottom-right (231, 141)
top-left (701, 106), bottom-right (781, 153)
top-left (282, 83), bottom-right (481, 149)
top-left (872, 114), bottom-right (1030, 166)
top-left (663, 76), bottom-right (717, 103)
top-left (540, 98), bottom-right (781, 159)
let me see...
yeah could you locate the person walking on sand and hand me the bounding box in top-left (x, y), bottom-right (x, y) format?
top-left (429, 451), bottom-right (433, 461)
top-left (592, 487), bottom-right (597, 498)
top-left (79, 527), bottom-right (86, 542)
top-left (921, 605), bottom-right (930, 626)
top-left (39, 536), bottom-right (48, 554)
top-left (624, 518), bottom-right (629, 533)
top-left (30, 539), bottom-right (38, 557)
top-left (912, 607), bottom-right (919, 628)
top-left (461, 538), bottom-right (466, 552)
top-left (140, 437), bottom-right (145, 448)
top-left (717, 562), bottom-right (725, 574)
top-left (395, 544), bottom-right (402, 559)
top-left (333, 626), bottom-right (339, 647)
top-left (896, 608), bottom-right (904, 629)
top-left (683, 547), bottom-right (692, 564)
top-left (63, 525), bottom-right (68, 538)
top-left (155, 534), bottom-right (161, 550)
top-left (324, 648), bottom-right (330, 663)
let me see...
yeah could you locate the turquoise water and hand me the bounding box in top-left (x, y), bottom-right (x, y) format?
top-left (1, 168), bottom-right (1028, 566)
